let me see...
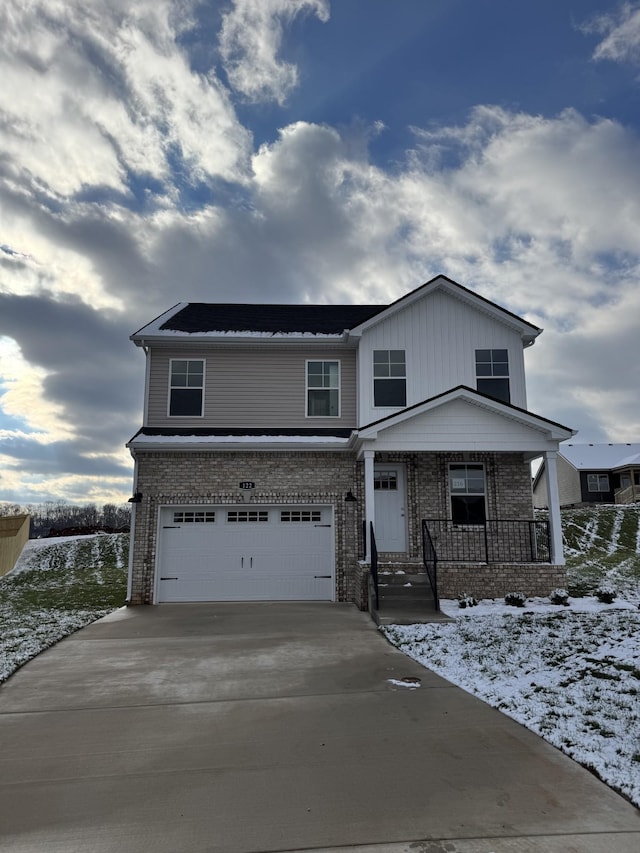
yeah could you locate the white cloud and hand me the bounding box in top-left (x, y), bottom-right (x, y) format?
top-left (219, 0), bottom-right (329, 104)
top-left (0, 336), bottom-right (73, 442)
top-left (0, 0), bottom-right (251, 198)
top-left (584, 2), bottom-right (640, 64)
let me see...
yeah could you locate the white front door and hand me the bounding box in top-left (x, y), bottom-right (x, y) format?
top-left (374, 465), bottom-right (407, 552)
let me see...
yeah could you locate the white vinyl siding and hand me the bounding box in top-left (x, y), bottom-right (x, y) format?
top-left (365, 397), bottom-right (557, 454)
top-left (358, 289), bottom-right (527, 426)
top-left (146, 346), bottom-right (356, 428)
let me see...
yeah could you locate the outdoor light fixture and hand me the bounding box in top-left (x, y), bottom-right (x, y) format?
top-left (128, 492), bottom-right (143, 503)
top-left (344, 490), bottom-right (357, 502)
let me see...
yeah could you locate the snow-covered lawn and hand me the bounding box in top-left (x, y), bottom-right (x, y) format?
top-left (383, 505), bottom-right (640, 808)
top-left (0, 533), bottom-right (128, 683)
top-left (384, 597), bottom-right (640, 807)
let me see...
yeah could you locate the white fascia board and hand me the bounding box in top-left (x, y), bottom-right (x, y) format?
top-left (348, 276), bottom-right (541, 345)
top-left (358, 388), bottom-right (575, 442)
top-left (131, 329), bottom-right (350, 346)
top-left (128, 434), bottom-right (356, 452)
top-left (130, 303), bottom-right (187, 345)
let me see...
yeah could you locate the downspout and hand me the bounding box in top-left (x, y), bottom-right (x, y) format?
top-left (142, 343), bottom-right (150, 427)
top-left (126, 342), bottom-right (148, 603)
top-left (126, 454), bottom-right (138, 603)
top-left (363, 449), bottom-right (375, 561)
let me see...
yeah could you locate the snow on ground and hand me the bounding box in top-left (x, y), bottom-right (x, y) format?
top-left (384, 596), bottom-right (640, 808)
top-left (0, 607), bottom-right (115, 683)
top-left (0, 533), bottom-right (127, 683)
top-left (10, 532), bottom-right (127, 575)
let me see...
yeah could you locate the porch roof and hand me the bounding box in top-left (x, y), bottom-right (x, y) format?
top-left (356, 386), bottom-right (575, 459)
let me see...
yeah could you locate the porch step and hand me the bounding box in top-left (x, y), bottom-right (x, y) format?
top-left (374, 608), bottom-right (453, 627)
top-left (378, 575), bottom-right (434, 604)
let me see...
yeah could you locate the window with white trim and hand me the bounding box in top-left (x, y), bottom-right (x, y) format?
top-left (475, 349), bottom-right (510, 404)
top-left (169, 359), bottom-right (204, 416)
top-left (449, 464), bottom-right (486, 525)
top-left (373, 350), bottom-right (406, 407)
top-left (587, 474), bottom-right (610, 492)
top-left (306, 361), bottom-right (340, 417)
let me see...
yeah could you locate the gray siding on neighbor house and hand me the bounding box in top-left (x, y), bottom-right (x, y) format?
top-left (146, 345), bottom-right (357, 429)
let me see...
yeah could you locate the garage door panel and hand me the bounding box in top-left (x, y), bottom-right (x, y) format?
top-left (157, 505), bottom-right (333, 602)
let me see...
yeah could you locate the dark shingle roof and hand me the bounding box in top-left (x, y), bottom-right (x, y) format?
top-left (160, 303), bottom-right (386, 334)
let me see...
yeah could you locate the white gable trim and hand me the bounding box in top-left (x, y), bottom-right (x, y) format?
top-left (356, 388), bottom-right (574, 456)
top-left (349, 275), bottom-right (541, 345)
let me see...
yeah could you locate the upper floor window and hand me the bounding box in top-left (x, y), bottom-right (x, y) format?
top-left (373, 350), bottom-right (406, 407)
top-left (476, 349), bottom-right (510, 404)
top-left (587, 473), bottom-right (610, 492)
top-left (307, 360), bottom-right (340, 417)
top-left (169, 359), bottom-right (204, 416)
top-left (449, 464), bottom-right (486, 525)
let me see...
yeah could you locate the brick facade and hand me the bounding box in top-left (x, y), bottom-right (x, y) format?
top-left (130, 448), bottom-right (560, 607)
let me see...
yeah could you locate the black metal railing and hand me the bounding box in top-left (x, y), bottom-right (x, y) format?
top-left (369, 522), bottom-right (379, 609)
top-left (423, 519), bottom-right (550, 563)
top-left (421, 520), bottom-right (439, 611)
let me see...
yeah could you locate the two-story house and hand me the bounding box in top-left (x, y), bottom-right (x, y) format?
top-left (126, 275), bottom-right (574, 610)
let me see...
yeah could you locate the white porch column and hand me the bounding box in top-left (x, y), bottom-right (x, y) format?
top-left (544, 450), bottom-right (565, 566)
top-left (363, 449), bottom-right (375, 563)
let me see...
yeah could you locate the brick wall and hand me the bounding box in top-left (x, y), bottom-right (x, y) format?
top-left (130, 450), bottom-right (359, 604)
top-left (437, 562), bottom-right (567, 599)
top-left (129, 448), bottom-right (539, 607)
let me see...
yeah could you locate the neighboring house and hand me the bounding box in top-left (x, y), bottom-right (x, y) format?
top-left (126, 275), bottom-right (574, 609)
top-left (533, 443), bottom-right (640, 508)
top-left (0, 514), bottom-right (30, 577)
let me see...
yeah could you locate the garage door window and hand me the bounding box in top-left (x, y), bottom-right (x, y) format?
top-left (173, 510), bottom-right (215, 523)
top-left (280, 510), bottom-right (322, 522)
top-left (227, 510), bottom-right (269, 522)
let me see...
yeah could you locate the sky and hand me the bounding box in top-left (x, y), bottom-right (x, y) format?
top-left (0, 0), bottom-right (639, 507)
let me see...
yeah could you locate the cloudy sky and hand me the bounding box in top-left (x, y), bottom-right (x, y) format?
top-left (1, 0), bottom-right (639, 507)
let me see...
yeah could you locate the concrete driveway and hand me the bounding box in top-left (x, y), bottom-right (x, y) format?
top-left (0, 602), bottom-right (638, 853)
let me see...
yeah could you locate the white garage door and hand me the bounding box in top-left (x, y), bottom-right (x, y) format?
top-left (156, 505), bottom-right (334, 602)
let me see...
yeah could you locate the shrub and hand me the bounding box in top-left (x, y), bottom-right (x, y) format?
top-left (595, 584), bottom-right (617, 604)
top-left (458, 593), bottom-right (478, 609)
top-left (550, 588), bottom-right (570, 606)
top-left (505, 591), bottom-right (527, 607)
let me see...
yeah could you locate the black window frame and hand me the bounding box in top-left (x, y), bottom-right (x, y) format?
top-left (306, 360), bottom-right (340, 418)
top-left (449, 463), bottom-right (487, 525)
top-left (373, 349), bottom-right (407, 408)
top-left (475, 349), bottom-right (510, 404)
top-left (168, 359), bottom-right (205, 417)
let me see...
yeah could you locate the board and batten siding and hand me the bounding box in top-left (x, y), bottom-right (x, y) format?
top-left (358, 289), bottom-right (528, 427)
top-left (146, 345), bottom-right (357, 429)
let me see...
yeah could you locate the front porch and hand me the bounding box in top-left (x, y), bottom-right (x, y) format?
top-left (352, 388), bottom-right (574, 621)
top-left (364, 514), bottom-right (567, 624)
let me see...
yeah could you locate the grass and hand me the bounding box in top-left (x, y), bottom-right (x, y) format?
top-left (562, 505), bottom-right (640, 600)
top-left (0, 534), bottom-right (128, 682)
